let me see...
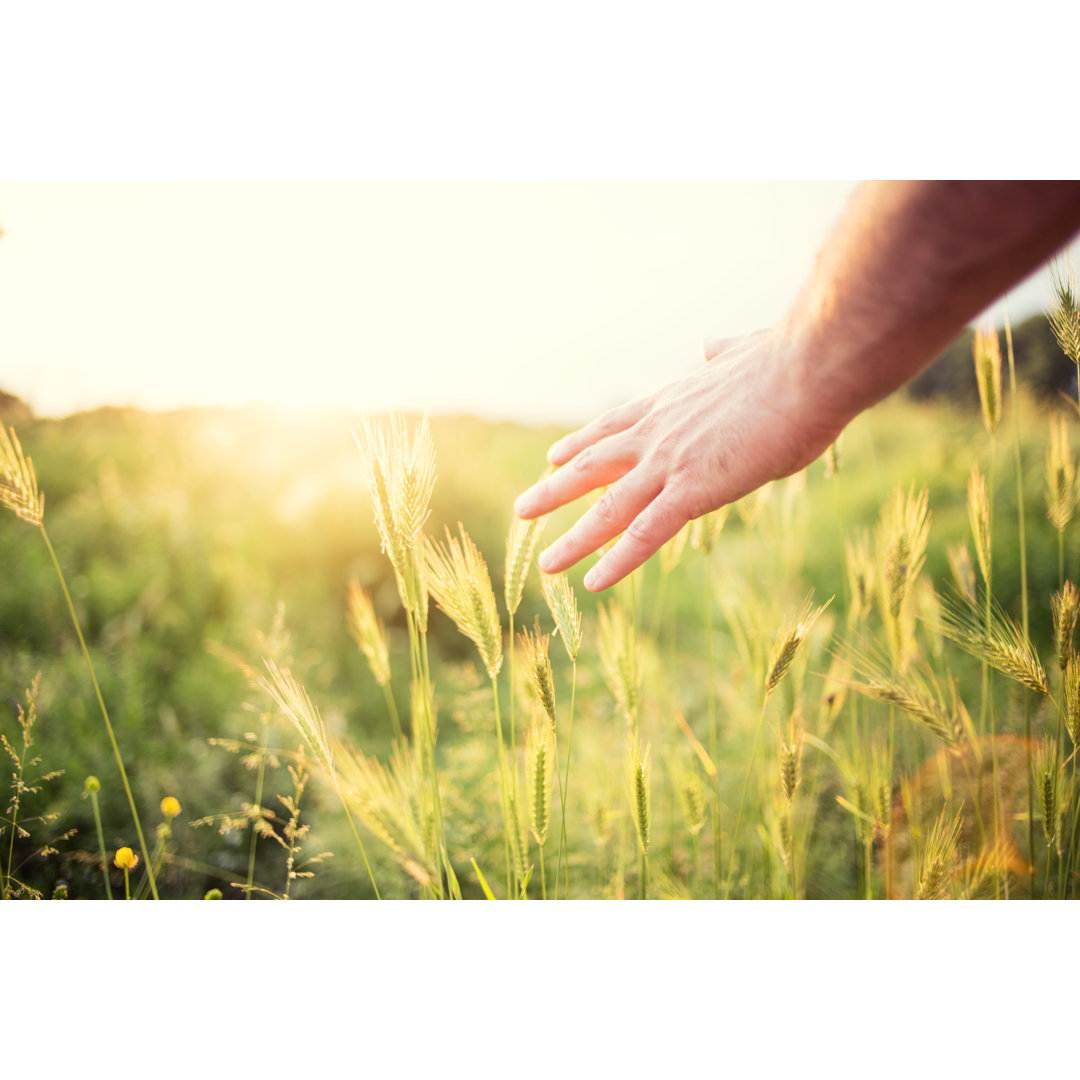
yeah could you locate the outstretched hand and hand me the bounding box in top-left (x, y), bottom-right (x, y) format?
top-left (513, 329), bottom-right (842, 592)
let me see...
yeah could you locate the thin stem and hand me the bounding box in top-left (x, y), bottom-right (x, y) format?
top-left (723, 695), bottom-right (769, 899)
top-left (88, 786), bottom-right (113, 900)
top-left (490, 675), bottom-right (513, 898)
top-left (245, 719), bottom-right (271, 900)
top-left (557, 662), bottom-right (577, 899)
top-left (39, 523), bottom-right (158, 900)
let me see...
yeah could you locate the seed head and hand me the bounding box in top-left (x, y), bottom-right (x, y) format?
top-left (1045, 413), bottom-right (1077, 533)
top-left (967, 465), bottom-right (991, 585)
top-left (518, 620), bottom-right (556, 731)
top-left (526, 713), bottom-right (554, 846)
top-left (505, 511), bottom-right (546, 617)
top-left (0, 426), bottom-right (44, 525)
top-left (425, 525), bottom-right (503, 680)
top-left (347, 579), bottom-right (392, 687)
top-left (973, 325), bottom-right (1002, 435)
top-left (540, 572), bottom-right (582, 662)
top-left (1052, 582), bottom-right (1080, 672)
top-left (765, 593), bottom-right (832, 700)
top-left (626, 735), bottom-right (651, 856)
top-left (1048, 255), bottom-right (1080, 366)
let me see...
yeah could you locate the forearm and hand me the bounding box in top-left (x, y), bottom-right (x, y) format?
top-left (782, 180), bottom-right (1080, 431)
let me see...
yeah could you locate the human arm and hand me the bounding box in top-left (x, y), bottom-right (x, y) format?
top-left (513, 180), bottom-right (1080, 592)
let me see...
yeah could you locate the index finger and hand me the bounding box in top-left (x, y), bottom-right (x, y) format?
top-left (545, 399), bottom-right (647, 467)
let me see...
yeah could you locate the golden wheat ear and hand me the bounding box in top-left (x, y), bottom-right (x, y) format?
top-left (0, 426), bottom-right (45, 525)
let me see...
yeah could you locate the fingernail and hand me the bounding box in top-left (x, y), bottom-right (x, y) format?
top-left (538, 547), bottom-right (554, 572)
top-left (583, 567), bottom-right (600, 591)
top-left (546, 440), bottom-right (564, 464)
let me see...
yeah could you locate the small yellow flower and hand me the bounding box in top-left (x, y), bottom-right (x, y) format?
top-left (85, 776), bottom-right (101, 794)
top-left (160, 796), bottom-right (181, 819)
top-left (114, 847), bottom-right (139, 871)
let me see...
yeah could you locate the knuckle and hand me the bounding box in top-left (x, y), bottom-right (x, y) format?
top-left (594, 488), bottom-right (618, 523)
top-left (572, 444), bottom-right (595, 472)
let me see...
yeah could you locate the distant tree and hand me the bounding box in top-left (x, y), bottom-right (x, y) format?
top-left (0, 389), bottom-right (34, 427)
top-left (906, 313), bottom-right (1076, 408)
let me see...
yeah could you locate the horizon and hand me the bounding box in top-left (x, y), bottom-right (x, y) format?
top-left (2, 181), bottom-right (1077, 427)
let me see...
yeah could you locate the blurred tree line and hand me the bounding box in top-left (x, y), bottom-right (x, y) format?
top-left (906, 311), bottom-right (1076, 408)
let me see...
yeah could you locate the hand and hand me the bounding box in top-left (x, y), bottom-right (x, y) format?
top-left (512, 329), bottom-right (841, 592)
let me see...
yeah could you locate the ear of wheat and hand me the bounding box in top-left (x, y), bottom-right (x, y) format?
top-left (540, 572), bottom-right (582, 662)
top-left (946, 542), bottom-right (977, 607)
top-left (967, 465), bottom-right (991, 585)
top-left (425, 524), bottom-right (503, 680)
top-left (937, 590), bottom-right (1049, 696)
top-left (973, 325), bottom-right (1002, 435)
top-left (354, 413), bottom-right (435, 628)
top-left (626, 734), bottom-right (651, 856)
top-left (834, 642), bottom-right (964, 746)
top-left (916, 805), bottom-right (963, 900)
top-left (518, 620), bottom-right (556, 731)
top-left (526, 711), bottom-right (554, 846)
top-left (1051, 582), bottom-right (1079, 673)
top-left (599, 601), bottom-right (640, 726)
top-left (346, 579), bottom-right (391, 687)
top-left (765, 592), bottom-right (832, 700)
top-left (0, 426), bottom-right (45, 525)
top-left (260, 659), bottom-right (335, 776)
top-left (1045, 412), bottom-right (1077, 532)
top-left (844, 530), bottom-right (875, 628)
top-left (333, 737), bottom-right (437, 889)
top-left (1048, 254), bottom-right (1080, 366)
top-left (690, 506), bottom-right (729, 555)
top-left (876, 485), bottom-right (931, 670)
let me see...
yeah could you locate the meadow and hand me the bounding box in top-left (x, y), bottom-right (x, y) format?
top-left (4, 301), bottom-right (1080, 900)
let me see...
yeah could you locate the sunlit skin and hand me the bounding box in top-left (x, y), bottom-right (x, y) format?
top-left (514, 181), bottom-right (1080, 592)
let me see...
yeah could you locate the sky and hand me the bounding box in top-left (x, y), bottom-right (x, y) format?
top-left (2, 181), bottom-right (1077, 427)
